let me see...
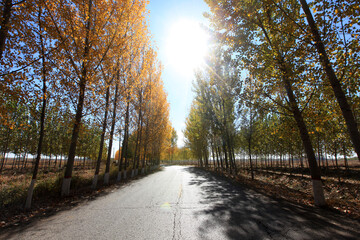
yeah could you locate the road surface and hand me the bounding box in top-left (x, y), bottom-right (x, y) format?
top-left (1, 166), bottom-right (359, 239)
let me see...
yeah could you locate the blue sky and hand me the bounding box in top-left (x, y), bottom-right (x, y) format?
top-left (147, 0), bottom-right (210, 147)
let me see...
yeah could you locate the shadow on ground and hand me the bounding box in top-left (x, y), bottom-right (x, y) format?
top-left (184, 167), bottom-right (360, 240)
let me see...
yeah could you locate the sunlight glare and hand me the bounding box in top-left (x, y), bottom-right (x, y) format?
top-left (166, 19), bottom-right (208, 76)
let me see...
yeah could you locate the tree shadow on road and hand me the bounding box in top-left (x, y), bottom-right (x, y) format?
top-left (184, 167), bottom-right (360, 240)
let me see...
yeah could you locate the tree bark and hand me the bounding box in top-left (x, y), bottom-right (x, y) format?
top-left (141, 117), bottom-right (149, 173)
top-left (104, 83), bottom-right (119, 185)
top-left (0, 0), bottom-right (12, 60)
top-left (248, 139), bottom-right (254, 180)
top-left (136, 100), bottom-right (143, 174)
top-left (92, 86), bottom-right (110, 189)
top-left (133, 91), bottom-right (142, 175)
top-left (119, 99), bottom-right (130, 180)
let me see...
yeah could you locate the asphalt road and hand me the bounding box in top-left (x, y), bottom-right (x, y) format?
top-left (1, 166), bottom-right (360, 240)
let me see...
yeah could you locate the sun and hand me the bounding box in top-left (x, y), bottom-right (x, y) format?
top-left (165, 19), bottom-right (209, 76)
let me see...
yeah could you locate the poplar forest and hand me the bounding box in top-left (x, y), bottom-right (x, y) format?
top-left (0, 0), bottom-right (360, 229)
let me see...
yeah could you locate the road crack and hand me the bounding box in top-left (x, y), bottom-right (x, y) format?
top-left (172, 184), bottom-right (183, 240)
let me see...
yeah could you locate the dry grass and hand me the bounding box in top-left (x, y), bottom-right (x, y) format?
top-left (0, 168), bottom-right (95, 210)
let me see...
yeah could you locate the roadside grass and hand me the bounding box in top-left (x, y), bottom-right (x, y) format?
top-left (0, 170), bottom-right (89, 210)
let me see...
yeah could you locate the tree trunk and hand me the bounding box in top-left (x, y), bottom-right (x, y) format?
top-left (141, 125), bottom-right (149, 174)
top-left (119, 100), bottom-right (130, 180)
top-left (26, 6), bottom-right (47, 209)
top-left (280, 61), bottom-right (325, 206)
top-left (59, 154), bottom-right (62, 168)
top-left (61, 0), bottom-right (93, 196)
top-left (299, 0), bottom-right (360, 162)
top-left (217, 147), bottom-right (223, 171)
top-left (334, 147), bottom-right (340, 182)
top-left (0, 141), bottom-right (9, 172)
top-left (343, 144), bottom-right (349, 172)
top-left (215, 143), bottom-right (220, 170)
top-left (133, 92), bottom-right (143, 175)
top-left (136, 108), bottom-right (143, 174)
top-left (48, 154), bottom-right (51, 170)
top-left (92, 86), bottom-right (110, 189)
top-left (255, 155), bottom-right (258, 170)
top-left (0, 0), bottom-right (12, 60)
top-left (324, 146), bottom-right (329, 173)
top-left (24, 153), bottom-right (28, 169)
top-left (248, 141), bottom-right (254, 180)
top-left (104, 83), bottom-right (119, 185)
top-left (54, 155), bottom-right (58, 168)
top-left (223, 143), bottom-right (228, 170)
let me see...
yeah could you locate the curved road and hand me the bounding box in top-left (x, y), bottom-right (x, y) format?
top-left (1, 166), bottom-right (359, 239)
